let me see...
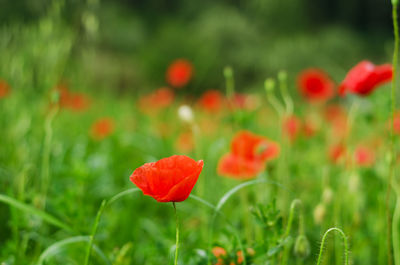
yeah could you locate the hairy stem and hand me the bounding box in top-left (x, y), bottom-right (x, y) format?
top-left (173, 202), bottom-right (180, 265)
top-left (316, 228), bottom-right (349, 265)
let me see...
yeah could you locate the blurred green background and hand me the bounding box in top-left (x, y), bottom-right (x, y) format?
top-left (0, 0), bottom-right (394, 95)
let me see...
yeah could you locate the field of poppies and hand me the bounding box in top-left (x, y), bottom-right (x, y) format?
top-left (1, 0), bottom-right (400, 265)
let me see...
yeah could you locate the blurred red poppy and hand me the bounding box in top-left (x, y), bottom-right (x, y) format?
top-left (68, 93), bottom-right (90, 111)
top-left (283, 115), bottom-right (301, 141)
top-left (138, 87), bottom-right (174, 113)
top-left (175, 131), bottom-right (194, 153)
top-left (166, 59), bottom-right (193, 88)
top-left (389, 111), bottom-right (400, 135)
top-left (217, 153), bottom-right (265, 180)
top-left (339, 61), bottom-right (392, 96)
top-left (55, 83), bottom-right (90, 111)
top-left (212, 247), bottom-right (227, 258)
top-left (303, 116), bottom-right (319, 137)
top-left (212, 246), bottom-right (227, 265)
top-left (0, 80), bottom-right (10, 99)
top-left (324, 104), bottom-right (348, 139)
top-left (91, 118), bottom-right (114, 140)
top-left (130, 155), bottom-right (203, 202)
top-left (231, 131), bottom-right (280, 162)
top-left (218, 131), bottom-right (279, 179)
top-left (297, 68), bottom-right (334, 102)
top-left (328, 143), bottom-right (346, 164)
top-left (354, 145), bottom-right (375, 167)
top-left (198, 90), bottom-right (224, 112)
top-left (237, 248), bottom-right (255, 264)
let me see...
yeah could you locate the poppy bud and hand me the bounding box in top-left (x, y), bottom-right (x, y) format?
top-left (223, 66), bottom-right (233, 79)
top-left (294, 235), bottom-right (311, 258)
top-left (264, 78), bottom-right (276, 93)
top-left (313, 203), bottom-right (326, 225)
top-left (278, 70), bottom-right (288, 82)
top-left (322, 188), bottom-right (333, 204)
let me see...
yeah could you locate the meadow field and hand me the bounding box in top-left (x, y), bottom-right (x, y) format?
top-left (1, 0), bottom-right (400, 264)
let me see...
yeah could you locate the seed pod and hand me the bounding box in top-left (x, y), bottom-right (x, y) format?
top-left (294, 235), bottom-right (311, 258)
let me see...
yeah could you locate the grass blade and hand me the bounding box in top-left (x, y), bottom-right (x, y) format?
top-left (37, 236), bottom-right (111, 265)
top-left (0, 193), bottom-right (73, 232)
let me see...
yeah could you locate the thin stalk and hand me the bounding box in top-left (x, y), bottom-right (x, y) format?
top-left (393, 196), bottom-right (400, 265)
top-left (316, 228), bottom-right (349, 265)
top-left (281, 199), bottom-right (302, 265)
top-left (173, 202), bottom-right (180, 265)
top-left (388, 3), bottom-right (399, 265)
top-left (278, 71), bottom-right (293, 115)
top-left (40, 106), bottom-right (58, 208)
top-left (84, 200), bottom-right (107, 265)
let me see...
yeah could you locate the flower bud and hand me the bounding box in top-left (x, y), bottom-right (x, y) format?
top-left (294, 235), bottom-right (311, 258)
top-left (278, 70), bottom-right (287, 82)
top-left (264, 78), bottom-right (275, 93)
top-left (322, 188), bottom-right (333, 204)
top-left (223, 66), bottom-right (233, 79)
top-left (313, 203), bottom-right (326, 225)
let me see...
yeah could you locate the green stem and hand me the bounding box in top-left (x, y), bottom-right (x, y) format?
top-left (173, 202), bottom-right (179, 265)
top-left (40, 106), bottom-right (58, 209)
top-left (84, 200), bottom-right (107, 265)
top-left (393, 196), bottom-right (400, 265)
top-left (388, 3), bottom-right (399, 265)
top-left (392, 196), bottom-right (400, 265)
top-left (316, 228), bottom-right (349, 265)
top-left (281, 199), bottom-right (303, 265)
top-left (278, 71), bottom-right (293, 115)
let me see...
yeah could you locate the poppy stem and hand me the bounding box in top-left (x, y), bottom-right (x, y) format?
top-left (39, 105), bottom-right (59, 209)
top-left (388, 2), bottom-right (399, 265)
top-left (173, 202), bottom-right (180, 265)
top-left (316, 227), bottom-right (349, 265)
top-left (281, 199), bottom-right (303, 265)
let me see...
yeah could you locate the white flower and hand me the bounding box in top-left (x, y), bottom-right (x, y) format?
top-left (178, 105), bottom-right (194, 123)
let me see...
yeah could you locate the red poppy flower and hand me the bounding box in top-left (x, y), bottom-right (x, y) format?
top-left (324, 104), bottom-right (348, 139)
top-left (354, 145), bottom-right (375, 167)
top-left (231, 131), bottom-right (280, 162)
top-left (91, 118), bottom-right (114, 140)
top-left (175, 131), bottom-right (194, 153)
top-left (237, 248), bottom-right (255, 264)
top-left (328, 143), bottom-right (346, 164)
top-left (389, 111), bottom-right (400, 135)
top-left (212, 247), bottom-right (227, 258)
top-left (218, 131), bottom-right (279, 179)
top-left (297, 68), bottom-right (335, 102)
top-left (130, 155), bottom-right (203, 202)
top-left (166, 59), bottom-right (193, 88)
top-left (339, 61), bottom-right (392, 96)
top-left (67, 93), bottom-right (90, 111)
top-left (55, 83), bottom-right (90, 111)
top-left (0, 80), bottom-right (10, 99)
top-left (283, 115), bottom-right (301, 141)
top-left (138, 87), bottom-right (174, 113)
top-left (198, 90), bottom-right (224, 112)
top-left (217, 153), bottom-right (265, 180)
top-left (303, 116), bottom-right (319, 137)
top-left (212, 246), bottom-right (227, 265)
